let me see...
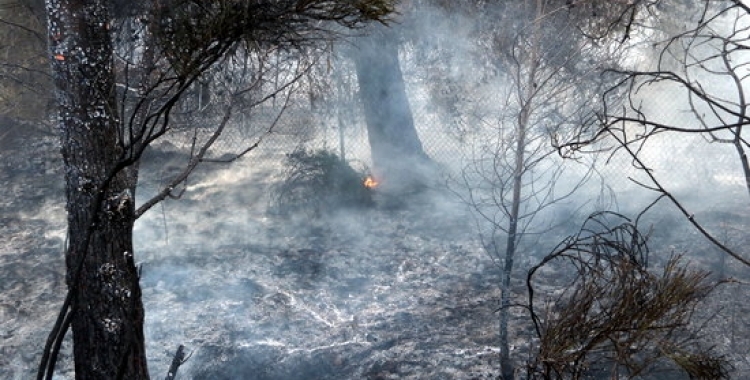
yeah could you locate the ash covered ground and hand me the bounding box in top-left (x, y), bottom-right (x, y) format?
top-left (2, 133), bottom-right (750, 379)
top-left (1, 134), bottom-right (507, 380)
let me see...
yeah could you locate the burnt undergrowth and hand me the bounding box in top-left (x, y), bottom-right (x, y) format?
top-left (525, 212), bottom-right (730, 380)
top-left (269, 148), bottom-right (375, 217)
top-left (3, 133), bottom-right (749, 379)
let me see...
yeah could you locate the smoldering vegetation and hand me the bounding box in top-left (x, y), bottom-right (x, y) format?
top-left (3, 1), bottom-right (750, 379)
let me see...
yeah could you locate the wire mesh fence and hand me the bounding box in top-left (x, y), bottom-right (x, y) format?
top-left (161, 79), bottom-right (748, 203)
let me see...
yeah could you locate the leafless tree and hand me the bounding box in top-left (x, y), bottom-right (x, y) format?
top-left (558, 0), bottom-right (750, 268)
top-left (448, 1), bottom-right (629, 377)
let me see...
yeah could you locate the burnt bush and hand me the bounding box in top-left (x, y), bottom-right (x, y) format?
top-left (269, 148), bottom-right (374, 217)
top-left (525, 212), bottom-right (729, 380)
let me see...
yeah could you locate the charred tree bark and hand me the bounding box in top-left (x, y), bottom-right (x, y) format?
top-left (46, 0), bottom-right (149, 378)
top-left (353, 27), bottom-right (430, 193)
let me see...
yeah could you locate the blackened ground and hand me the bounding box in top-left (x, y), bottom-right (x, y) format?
top-left (2, 133), bottom-right (750, 379)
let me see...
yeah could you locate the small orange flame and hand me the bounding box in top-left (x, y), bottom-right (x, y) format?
top-left (363, 176), bottom-right (379, 189)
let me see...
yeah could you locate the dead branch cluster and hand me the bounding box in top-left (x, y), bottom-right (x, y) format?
top-left (526, 212), bottom-right (729, 380)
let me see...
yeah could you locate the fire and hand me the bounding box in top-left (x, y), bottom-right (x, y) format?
top-left (363, 176), bottom-right (379, 189)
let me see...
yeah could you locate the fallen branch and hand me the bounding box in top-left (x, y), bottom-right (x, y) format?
top-left (165, 344), bottom-right (189, 380)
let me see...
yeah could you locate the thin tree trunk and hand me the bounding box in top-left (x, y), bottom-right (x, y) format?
top-left (499, 120), bottom-right (526, 380)
top-left (47, 1), bottom-right (149, 378)
top-left (499, 2), bottom-right (543, 378)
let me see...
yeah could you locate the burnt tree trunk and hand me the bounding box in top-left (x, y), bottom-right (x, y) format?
top-left (353, 27), bottom-right (431, 193)
top-left (47, 0), bottom-right (149, 378)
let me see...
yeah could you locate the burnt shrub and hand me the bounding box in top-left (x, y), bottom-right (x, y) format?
top-left (525, 212), bottom-right (729, 380)
top-left (269, 148), bottom-right (374, 217)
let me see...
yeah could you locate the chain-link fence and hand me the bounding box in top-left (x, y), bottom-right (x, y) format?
top-left (159, 76), bottom-right (748, 205)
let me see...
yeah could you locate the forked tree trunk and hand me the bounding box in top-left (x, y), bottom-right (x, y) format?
top-left (46, 0), bottom-right (149, 378)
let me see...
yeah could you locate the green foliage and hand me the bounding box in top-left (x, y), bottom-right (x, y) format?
top-left (270, 148), bottom-right (374, 217)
